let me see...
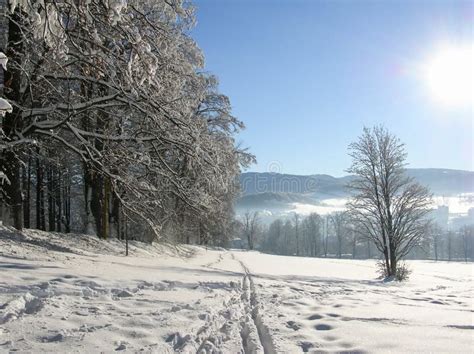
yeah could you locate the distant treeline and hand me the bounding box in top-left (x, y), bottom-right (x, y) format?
top-left (241, 211), bottom-right (474, 262)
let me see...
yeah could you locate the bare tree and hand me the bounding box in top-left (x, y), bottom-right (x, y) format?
top-left (447, 230), bottom-right (453, 261)
top-left (283, 220), bottom-right (292, 255)
top-left (266, 219), bottom-right (283, 254)
top-left (430, 224), bottom-right (442, 261)
top-left (305, 212), bottom-right (322, 257)
top-left (348, 224), bottom-right (359, 259)
top-left (243, 211), bottom-right (259, 250)
top-left (293, 213), bottom-right (300, 256)
top-left (460, 225), bottom-right (473, 262)
top-left (323, 215), bottom-right (329, 257)
top-left (330, 211), bottom-right (348, 258)
top-left (347, 126), bottom-right (432, 278)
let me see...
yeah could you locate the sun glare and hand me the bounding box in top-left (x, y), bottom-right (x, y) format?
top-left (424, 43), bottom-right (473, 108)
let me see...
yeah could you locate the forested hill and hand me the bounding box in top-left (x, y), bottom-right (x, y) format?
top-left (239, 168), bottom-right (474, 198)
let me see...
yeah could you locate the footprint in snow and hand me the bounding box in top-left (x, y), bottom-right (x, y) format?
top-left (286, 320), bottom-right (302, 331)
top-left (116, 290), bottom-right (134, 298)
top-left (326, 313), bottom-right (341, 318)
top-left (315, 324), bottom-right (333, 331)
top-left (308, 314), bottom-right (324, 320)
top-left (40, 333), bottom-right (65, 343)
top-left (298, 341), bottom-right (317, 352)
top-left (430, 300), bottom-right (445, 305)
top-left (324, 335), bottom-right (338, 341)
top-left (115, 342), bottom-right (128, 351)
top-left (198, 313), bottom-right (209, 321)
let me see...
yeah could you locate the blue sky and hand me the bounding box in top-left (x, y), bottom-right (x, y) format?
top-left (191, 0), bottom-right (473, 176)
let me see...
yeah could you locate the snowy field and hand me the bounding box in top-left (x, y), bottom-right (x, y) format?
top-left (0, 226), bottom-right (473, 353)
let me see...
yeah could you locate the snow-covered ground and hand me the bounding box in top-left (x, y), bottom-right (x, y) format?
top-left (0, 226), bottom-right (473, 353)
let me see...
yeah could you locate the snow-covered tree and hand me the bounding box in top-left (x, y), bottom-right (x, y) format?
top-left (0, 0), bottom-right (254, 243)
top-left (243, 211), bottom-right (260, 250)
top-left (346, 126), bottom-right (432, 278)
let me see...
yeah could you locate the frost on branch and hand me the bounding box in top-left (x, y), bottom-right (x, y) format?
top-left (0, 171), bottom-right (11, 185)
top-left (0, 98), bottom-right (13, 117)
top-left (0, 52), bottom-right (8, 71)
top-left (44, 3), bottom-right (67, 53)
top-left (9, 0), bottom-right (28, 13)
top-left (9, 0), bottom-right (67, 57)
top-left (1, 0), bottom-right (254, 243)
top-left (107, 0), bottom-right (127, 25)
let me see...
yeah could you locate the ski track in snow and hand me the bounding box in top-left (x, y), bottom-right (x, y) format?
top-left (236, 256), bottom-right (276, 354)
top-left (0, 226), bottom-right (473, 353)
top-left (225, 252), bottom-right (474, 353)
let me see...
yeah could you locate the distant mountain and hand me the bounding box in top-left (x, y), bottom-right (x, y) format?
top-left (239, 172), bottom-right (348, 198)
top-left (237, 168), bottom-right (474, 211)
top-left (404, 168), bottom-right (474, 195)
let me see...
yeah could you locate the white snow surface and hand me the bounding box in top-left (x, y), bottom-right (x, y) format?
top-left (0, 226), bottom-right (473, 353)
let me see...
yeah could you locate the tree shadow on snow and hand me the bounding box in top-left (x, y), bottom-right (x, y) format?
top-left (0, 261), bottom-right (60, 270)
top-left (0, 227), bottom-right (82, 255)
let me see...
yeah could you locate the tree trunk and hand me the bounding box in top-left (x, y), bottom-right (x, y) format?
top-left (84, 167), bottom-right (100, 235)
top-left (47, 165), bottom-right (55, 232)
top-left (55, 168), bottom-right (61, 232)
top-left (2, 154), bottom-right (22, 228)
top-left (247, 232), bottom-right (253, 250)
top-left (352, 238), bottom-right (356, 259)
top-left (447, 233), bottom-right (452, 261)
top-left (125, 217), bottom-right (129, 256)
top-left (1, 8), bottom-right (23, 230)
top-left (101, 177), bottom-right (110, 239)
top-left (338, 236), bottom-right (342, 258)
top-left (63, 174), bottom-right (71, 233)
top-left (22, 158), bottom-right (31, 228)
top-left (0, 0), bottom-right (5, 225)
top-left (390, 252), bottom-right (397, 276)
top-left (295, 227), bottom-right (299, 256)
top-left (198, 221), bottom-right (203, 245)
top-left (324, 217), bottom-right (328, 257)
top-left (383, 246), bottom-right (391, 276)
top-left (462, 235), bottom-right (468, 263)
top-left (36, 156), bottom-right (45, 230)
top-left (111, 191), bottom-right (120, 239)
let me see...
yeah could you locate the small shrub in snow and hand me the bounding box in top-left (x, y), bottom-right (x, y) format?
top-left (395, 262), bottom-right (412, 281)
top-left (376, 260), bottom-right (388, 279)
top-left (376, 260), bottom-right (411, 282)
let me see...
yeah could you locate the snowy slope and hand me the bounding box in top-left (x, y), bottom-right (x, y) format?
top-left (0, 226), bottom-right (473, 353)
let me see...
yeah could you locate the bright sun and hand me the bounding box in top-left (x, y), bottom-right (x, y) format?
top-left (424, 44), bottom-right (473, 108)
